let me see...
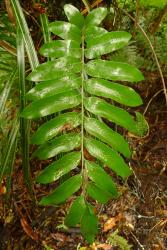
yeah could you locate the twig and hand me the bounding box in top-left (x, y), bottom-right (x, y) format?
top-left (130, 231), bottom-right (145, 250)
top-left (143, 89), bottom-right (164, 115)
top-left (82, 0), bottom-right (103, 14)
top-left (82, 0), bottom-right (91, 13)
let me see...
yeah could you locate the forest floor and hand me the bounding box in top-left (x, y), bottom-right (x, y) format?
top-left (0, 1), bottom-right (167, 250)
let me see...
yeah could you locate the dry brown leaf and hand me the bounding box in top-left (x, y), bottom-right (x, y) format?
top-left (0, 184), bottom-right (6, 195)
top-left (20, 217), bottom-right (39, 241)
top-left (156, 209), bottom-right (167, 217)
top-left (103, 213), bottom-right (123, 232)
top-left (96, 243), bottom-right (113, 249)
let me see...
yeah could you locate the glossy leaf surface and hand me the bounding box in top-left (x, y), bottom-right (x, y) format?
top-left (86, 59), bottom-right (144, 82)
top-left (36, 152), bottom-right (81, 184)
top-left (85, 138), bottom-right (132, 179)
top-left (85, 161), bottom-right (118, 197)
top-left (40, 40), bottom-right (81, 59)
top-left (27, 57), bottom-right (81, 82)
top-left (39, 174), bottom-right (82, 205)
top-left (85, 31), bottom-right (131, 59)
top-left (33, 133), bottom-right (81, 160)
top-left (84, 97), bottom-right (137, 133)
top-left (84, 117), bottom-right (131, 158)
top-left (85, 26), bottom-right (107, 40)
top-left (64, 4), bottom-right (84, 28)
top-left (26, 75), bottom-right (81, 101)
top-left (85, 7), bottom-right (108, 26)
top-left (49, 21), bottom-right (81, 42)
top-left (31, 112), bottom-right (80, 144)
top-left (21, 90), bottom-right (81, 119)
top-left (65, 195), bottom-right (86, 227)
top-left (85, 78), bottom-right (143, 107)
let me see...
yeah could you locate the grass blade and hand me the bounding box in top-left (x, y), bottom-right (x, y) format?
top-left (11, 0), bottom-right (39, 70)
top-left (0, 117), bottom-right (19, 183)
top-left (17, 26), bottom-right (33, 194)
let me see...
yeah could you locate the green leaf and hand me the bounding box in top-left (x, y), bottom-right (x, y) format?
top-left (36, 152), bottom-right (81, 184)
top-left (33, 133), bottom-right (81, 160)
top-left (85, 78), bottom-right (143, 107)
top-left (85, 31), bottom-right (131, 59)
top-left (39, 174), bottom-right (82, 205)
top-left (65, 195), bottom-right (86, 227)
top-left (85, 26), bottom-right (107, 40)
top-left (39, 40), bottom-right (81, 59)
top-left (81, 204), bottom-right (98, 244)
top-left (85, 160), bottom-right (118, 197)
top-left (31, 112), bottom-right (80, 144)
top-left (26, 75), bottom-right (81, 101)
top-left (85, 59), bottom-right (144, 82)
top-left (85, 7), bottom-right (108, 26)
top-left (84, 117), bottom-right (131, 158)
top-left (49, 21), bottom-right (81, 42)
top-left (21, 90), bottom-right (81, 119)
top-left (85, 138), bottom-right (132, 179)
top-left (87, 182), bottom-right (113, 204)
top-left (64, 4), bottom-right (84, 28)
top-left (84, 97), bottom-right (138, 133)
top-left (27, 57), bottom-right (81, 82)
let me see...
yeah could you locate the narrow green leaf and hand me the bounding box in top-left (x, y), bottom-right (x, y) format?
top-left (64, 4), bottom-right (84, 28)
top-left (49, 21), bottom-right (81, 42)
top-left (36, 152), bottom-right (81, 183)
top-left (65, 195), bottom-right (86, 227)
top-left (26, 75), bottom-right (81, 101)
top-left (85, 7), bottom-right (108, 26)
top-left (39, 40), bottom-right (81, 59)
top-left (81, 204), bottom-right (98, 244)
top-left (27, 57), bottom-right (81, 82)
top-left (40, 14), bottom-right (51, 44)
top-left (85, 78), bottom-right (143, 107)
top-left (84, 117), bottom-right (131, 158)
top-left (85, 59), bottom-right (144, 82)
top-left (31, 112), bottom-right (80, 144)
top-left (0, 67), bottom-right (17, 117)
top-left (84, 97), bottom-right (137, 133)
top-left (85, 138), bottom-right (132, 179)
top-left (0, 118), bottom-right (19, 183)
top-left (85, 26), bottom-right (107, 40)
top-left (11, 0), bottom-right (39, 69)
top-left (85, 160), bottom-right (118, 197)
top-left (39, 174), bottom-right (82, 205)
top-left (85, 31), bottom-right (131, 59)
top-left (21, 90), bottom-right (81, 119)
top-left (33, 133), bottom-right (81, 160)
top-left (87, 182), bottom-right (112, 204)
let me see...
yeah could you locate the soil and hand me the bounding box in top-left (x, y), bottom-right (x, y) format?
top-left (0, 1), bottom-right (167, 249)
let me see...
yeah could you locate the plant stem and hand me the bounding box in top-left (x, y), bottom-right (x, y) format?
top-left (81, 29), bottom-right (87, 195)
